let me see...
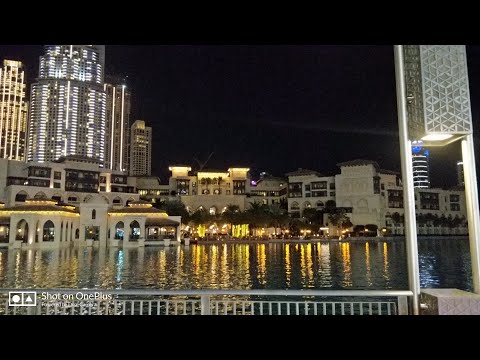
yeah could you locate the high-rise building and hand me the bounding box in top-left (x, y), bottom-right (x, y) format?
top-left (0, 60), bottom-right (28, 161)
top-left (457, 160), bottom-right (464, 187)
top-left (412, 140), bottom-right (430, 188)
top-left (129, 120), bottom-right (151, 176)
top-left (104, 75), bottom-right (131, 172)
top-left (28, 45), bottom-right (106, 164)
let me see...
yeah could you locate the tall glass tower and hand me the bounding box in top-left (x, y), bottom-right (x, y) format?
top-left (412, 140), bottom-right (430, 188)
top-left (0, 60), bottom-right (28, 161)
top-left (130, 120), bottom-right (152, 176)
top-left (104, 75), bottom-right (131, 172)
top-left (28, 45), bottom-right (106, 164)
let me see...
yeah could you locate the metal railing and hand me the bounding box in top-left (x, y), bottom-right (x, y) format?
top-left (0, 289), bottom-right (412, 315)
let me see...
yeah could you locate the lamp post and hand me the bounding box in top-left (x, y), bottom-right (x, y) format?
top-left (394, 45), bottom-right (420, 314)
top-left (394, 45), bottom-right (480, 313)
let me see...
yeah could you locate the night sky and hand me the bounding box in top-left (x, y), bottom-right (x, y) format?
top-left (2, 45), bottom-right (480, 187)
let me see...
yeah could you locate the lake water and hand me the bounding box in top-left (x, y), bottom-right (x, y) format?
top-left (0, 238), bottom-right (473, 291)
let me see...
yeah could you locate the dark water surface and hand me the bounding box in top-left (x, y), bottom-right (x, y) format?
top-left (0, 239), bottom-right (472, 291)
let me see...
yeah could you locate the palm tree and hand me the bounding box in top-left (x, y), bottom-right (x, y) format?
top-left (268, 203), bottom-right (289, 232)
top-left (189, 208), bottom-right (211, 227)
top-left (325, 200), bottom-right (336, 212)
top-left (222, 204), bottom-right (241, 234)
top-left (303, 208), bottom-right (322, 225)
top-left (328, 208), bottom-right (352, 236)
top-left (158, 200), bottom-right (189, 219)
top-left (245, 201), bottom-right (270, 231)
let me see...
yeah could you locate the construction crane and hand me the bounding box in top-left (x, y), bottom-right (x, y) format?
top-left (193, 152), bottom-right (214, 171)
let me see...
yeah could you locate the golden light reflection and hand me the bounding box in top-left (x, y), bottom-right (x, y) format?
top-left (0, 251), bottom-right (3, 281)
top-left (300, 243), bottom-right (314, 287)
top-left (158, 250), bottom-right (167, 284)
top-left (306, 243), bottom-right (313, 283)
top-left (285, 244), bottom-right (291, 287)
top-left (211, 244), bottom-right (218, 278)
top-left (257, 244), bottom-right (266, 285)
top-left (383, 242), bottom-right (390, 281)
top-left (220, 244), bottom-right (229, 288)
top-left (14, 251), bottom-right (21, 285)
top-left (365, 242), bottom-right (372, 286)
top-left (341, 242), bottom-right (352, 287)
top-left (177, 247), bottom-right (184, 268)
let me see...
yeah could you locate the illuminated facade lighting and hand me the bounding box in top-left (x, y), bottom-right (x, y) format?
top-left (104, 77), bottom-right (131, 172)
top-left (28, 45), bottom-right (106, 165)
top-left (129, 120), bottom-right (152, 176)
top-left (0, 60), bottom-right (28, 161)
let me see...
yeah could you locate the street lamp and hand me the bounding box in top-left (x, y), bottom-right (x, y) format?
top-left (395, 45), bottom-right (480, 314)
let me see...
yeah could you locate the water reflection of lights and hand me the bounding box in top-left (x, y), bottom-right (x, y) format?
top-left (257, 244), bottom-right (267, 285)
top-left (317, 243), bottom-right (332, 287)
top-left (116, 250), bottom-right (124, 283)
top-left (220, 244), bottom-right (229, 288)
top-left (300, 243), bottom-right (314, 286)
top-left (0, 251), bottom-right (3, 280)
top-left (0, 240), bottom-right (471, 290)
top-left (365, 242), bottom-right (372, 286)
top-left (285, 244), bottom-right (291, 287)
top-left (341, 242), bottom-right (352, 287)
top-left (383, 242), bottom-right (390, 281)
top-left (211, 245), bottom-right (218, 278)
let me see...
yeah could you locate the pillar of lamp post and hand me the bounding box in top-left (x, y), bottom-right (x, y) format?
top-left (395, 45), bottom-right (480, 312)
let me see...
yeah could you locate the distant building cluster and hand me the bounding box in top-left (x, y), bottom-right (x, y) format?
top-left (131, 159), bottom-right (467, 237)
top-left (1, 46), bottom-right (151, 176)
top-left (0, 45), bottom-right (469, 249)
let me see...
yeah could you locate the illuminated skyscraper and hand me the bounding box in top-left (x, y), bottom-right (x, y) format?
top-left (130, 120), bottom-right (151, 176)
top-left (104, 76), bottom-right (131, 172)
top-left (28, 45), bottom-right (106, 164)
top-left (0, 60), bottom-right (28, 161)
top-left (412, 140), bottom-right (430, 188)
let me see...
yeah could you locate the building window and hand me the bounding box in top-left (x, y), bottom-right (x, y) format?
top-left (54, 171), bottom-right (62, 180)
top-left (233, 180), bottom-right (246, 195)
top-left (291, 202), bottom-right (300, 210)
top-left (311, 182), bottom-right (327, 190)
top-left (92, 209), bottom-right (96, 219)
top-left (373, 176), bottom-right (380, 194)
top-left (100, 176), bottom-right (107, 183)
top-left (388, 190), bottom-right (404, 208)
top-left (450, 203), bottom-right (460, 211)
top-left (450, 194), bottom-right (460, 202)
top-left (288, 183), bottom-right (303, 198)
top-left (176, 179), bottom-right (190, 195)
top-left (381, 183), bottom-right (385, 190)
top-left (54, 182), bottom-right (61, 188)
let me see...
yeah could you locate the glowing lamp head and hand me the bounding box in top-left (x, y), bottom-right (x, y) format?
top-left (421, 134), bottom-right (453, 142)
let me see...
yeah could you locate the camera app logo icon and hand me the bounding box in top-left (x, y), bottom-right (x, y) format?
top-left (9, 291), bottom-right (37, 307)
